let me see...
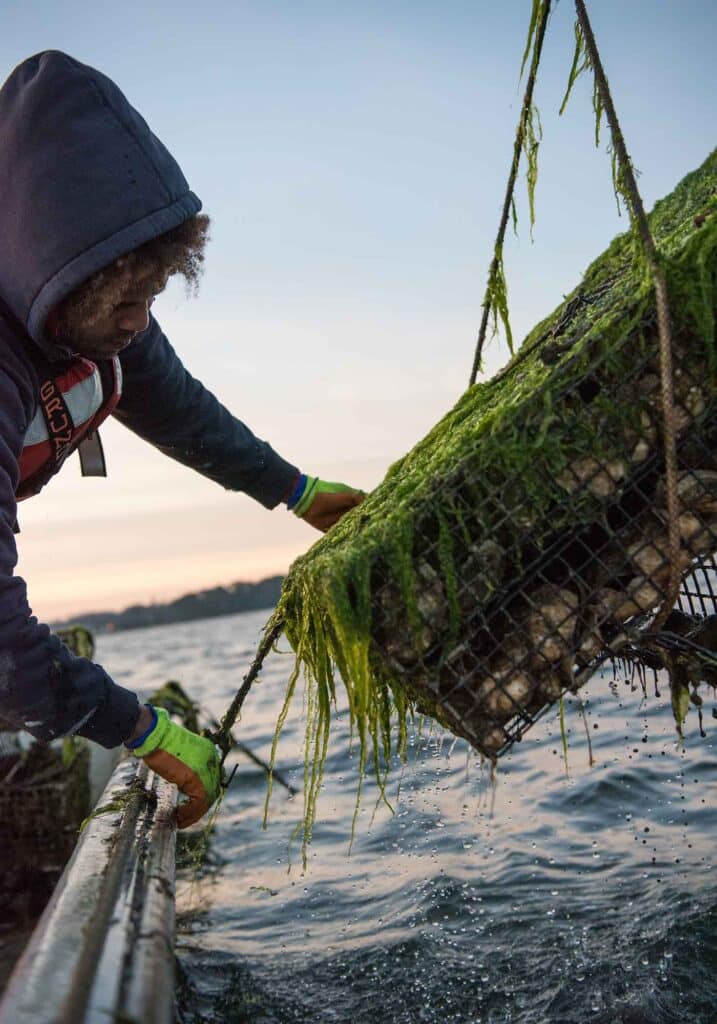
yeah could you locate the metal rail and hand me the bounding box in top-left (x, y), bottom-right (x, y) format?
top-left (0, 755), bottom-right (178, 1024)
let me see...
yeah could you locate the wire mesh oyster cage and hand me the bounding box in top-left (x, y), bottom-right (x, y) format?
top-left (273, 149), bottom-right (717, 766)
top-left (0, 627), bottom-right (95, 874)
top-left (0, 742), bottom-right (90, 873)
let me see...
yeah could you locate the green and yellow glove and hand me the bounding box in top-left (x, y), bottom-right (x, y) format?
top-left (287, 474), bottom-right (365, 532)
top-left (128, 706), bottom-right (221, 829)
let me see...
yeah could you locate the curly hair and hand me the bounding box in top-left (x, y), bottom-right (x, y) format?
top-left (55, 213), bottom-right (210, 336)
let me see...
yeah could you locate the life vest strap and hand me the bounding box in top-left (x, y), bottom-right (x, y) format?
top-left (78, 432), bottom-right (107, 477)
top-left (36, 375), bottom-right (75, 468)
top-left (17, 348), bottom-right (120, 500)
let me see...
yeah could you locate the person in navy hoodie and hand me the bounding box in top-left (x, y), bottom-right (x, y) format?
top-left (0, 51), bottom-right (364, 827)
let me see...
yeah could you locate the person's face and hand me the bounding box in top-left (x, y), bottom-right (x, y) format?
top-left (71, 291), bottom-right (156, 360)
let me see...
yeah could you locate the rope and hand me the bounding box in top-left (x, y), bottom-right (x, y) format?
top-left (468, 0), bottom-right (552, 387)
top-left (207, 618), bottom-right (285, 765)
top-left (573, 0), bottom-right (682, 630)
top-left (213, 3), bottom-right (683, 771)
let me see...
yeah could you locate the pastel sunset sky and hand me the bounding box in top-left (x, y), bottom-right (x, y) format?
top-left (2, 1), bottom-right (716, 620)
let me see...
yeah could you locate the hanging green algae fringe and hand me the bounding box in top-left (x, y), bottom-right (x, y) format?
top-left (266, 150), bottom-right (717, 854)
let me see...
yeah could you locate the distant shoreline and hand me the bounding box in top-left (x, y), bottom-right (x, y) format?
top-left (52, 575), bottom-right (283, 635)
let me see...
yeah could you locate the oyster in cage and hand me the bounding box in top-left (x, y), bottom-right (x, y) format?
top-left (274, 148), bottom-right (717, 771)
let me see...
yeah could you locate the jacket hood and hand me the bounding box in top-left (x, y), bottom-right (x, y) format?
top-left (0, 51), bottom-right (201, 358)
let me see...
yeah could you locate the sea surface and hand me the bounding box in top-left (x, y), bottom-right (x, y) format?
top-left (98, 609), bottom-right (717, 1024)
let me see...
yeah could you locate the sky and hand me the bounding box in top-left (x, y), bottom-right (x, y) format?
top-left (2, 0), bottom-right (716, 621)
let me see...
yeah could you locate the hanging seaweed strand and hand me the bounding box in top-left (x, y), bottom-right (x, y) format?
top-left (558, 696), bottom-right (569, 776)
top-left (469, 0), bottom-right (552, 386)
top-left (559, 20), bottom-right (604, 150)
top-left (519, 0), bottom-right (542, 78)
top-left (559, 18), bottom-right (623, 215)
top-left (558, 21), bottom-right (588, 117)
top-left (523, 102), bottom-right (543, 236)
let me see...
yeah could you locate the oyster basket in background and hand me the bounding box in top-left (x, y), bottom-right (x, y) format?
top-left (0, 744), bottom-right (90, 873)
top-left (0, 627), bottom-right (95, 874)
top-left (276, 150), bottom-right (717, 761)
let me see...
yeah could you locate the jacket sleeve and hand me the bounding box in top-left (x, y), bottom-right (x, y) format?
top-left (0, 364), bottom-right (140, 748)
top-left (114, 316), bottom-right (300, 508)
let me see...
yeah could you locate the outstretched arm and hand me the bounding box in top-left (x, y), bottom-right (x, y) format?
top-left (114, 316), bottom-right (300, 507)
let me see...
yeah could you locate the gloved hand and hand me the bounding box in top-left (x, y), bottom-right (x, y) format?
top-left (128, 706), bottom-right (221, 828)
top-left (288, 474), bottom-right (365, 533)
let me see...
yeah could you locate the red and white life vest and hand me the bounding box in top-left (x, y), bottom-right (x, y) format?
top-left (17, 355), bottom-right (122, 500)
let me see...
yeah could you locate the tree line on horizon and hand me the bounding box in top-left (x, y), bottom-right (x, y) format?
top-left (53, 576), bottom-right (284, 634)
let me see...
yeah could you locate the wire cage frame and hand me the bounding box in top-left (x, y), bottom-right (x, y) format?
top-left (368, 316), bottom-right (717, 757)
top-left (265, 150), bottom-right (717, 804)
top-left (0, 745), bottom-right (90, 873)
top-left (678, 558), bottom-right (717, 619)
top-left (0, 627), bottom-right (95, 873)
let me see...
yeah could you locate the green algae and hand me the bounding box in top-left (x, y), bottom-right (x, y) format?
top-left (559, 18), bottom-right (604, 154)
top-left (267, 148), bottom-right (717, 858)
top-left (559, 14), bottom-right (636, 221)
top-left (149, 680), bottom-right (201, 733)
top-left (559, 21), bottom-right (589, 119)
top-left (519, 0), bottom-right (543, 80)
top-left (482, 0), bottom-right (550, 355)
top-left (78, 778), bottom-right (146, 833)
top-left (56, 624), bottom-right (95, 660)
top-left (559, 696), bottom-right (569, 776)
top-left (522, 101), bottom-right (542, 237)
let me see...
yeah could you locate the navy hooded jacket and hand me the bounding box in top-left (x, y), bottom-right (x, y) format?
top-left (0, 51), bottom-right (299, 747)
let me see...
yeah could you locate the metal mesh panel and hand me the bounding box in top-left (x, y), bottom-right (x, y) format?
top-left (368, 322), bottom-right (717, 758)
top-left (273, 152), bottom-right (717, 776)
top-left (0, 628), bottom-right (94, 872)
top-left (0, 746), bottom-right (90, 872)
top-left (678, 559), bottom-right (717, 618)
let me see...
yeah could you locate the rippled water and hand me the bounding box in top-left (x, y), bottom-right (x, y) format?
top-left (99, 610), bottom-right (717, 1024)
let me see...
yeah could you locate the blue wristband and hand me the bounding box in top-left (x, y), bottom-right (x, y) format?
top-left (286, 473), bottom-right (308, 511)
top-left (125, 704), bottom-right (158, 749)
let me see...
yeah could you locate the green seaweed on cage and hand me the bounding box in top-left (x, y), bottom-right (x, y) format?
top-left (265, 151), bottom-right (717, 862)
